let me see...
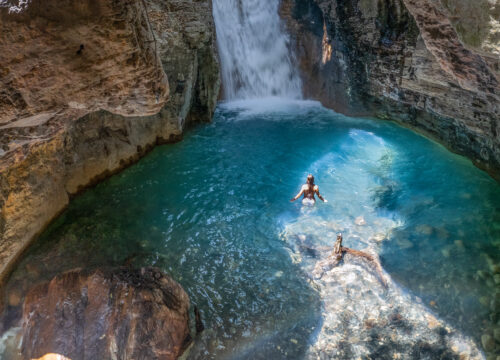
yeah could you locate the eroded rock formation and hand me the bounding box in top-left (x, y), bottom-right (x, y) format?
top-left (0, 0), bottom-right (220, 280)
top-left (20, 267), bottom-right (190, 360)
top-left (281, 0), bottom-right (500, 179)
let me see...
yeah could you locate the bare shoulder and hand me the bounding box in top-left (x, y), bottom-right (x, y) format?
top-left (301, 184), bottom-right (308, 190)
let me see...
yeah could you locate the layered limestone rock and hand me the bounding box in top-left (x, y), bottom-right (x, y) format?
top-left (0, 0), bottom-right (220, 280)
top-left (19, 267), bottom-right (191, 360)
top-left (281, 0), bottom-right (500, 179)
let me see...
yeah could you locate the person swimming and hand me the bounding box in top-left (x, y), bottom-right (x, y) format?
top-left (290, 174), bottom-right (327, 206)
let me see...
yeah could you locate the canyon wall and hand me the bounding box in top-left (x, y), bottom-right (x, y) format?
top-left (0, 0), bottom-right (220, 280)
top-left (281, 0), bottom-right (500, 179)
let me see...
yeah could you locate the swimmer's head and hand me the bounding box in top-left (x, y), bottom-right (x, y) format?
top-left (307, 174), bottom-right (314, 185)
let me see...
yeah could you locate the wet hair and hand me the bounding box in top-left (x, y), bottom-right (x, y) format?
top-left (307, 174), bottom-right (314, 184)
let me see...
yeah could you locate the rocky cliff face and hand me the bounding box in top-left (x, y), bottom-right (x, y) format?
top-left (0, 0), bottom-right (220, 280)
top-left (281, 0), bottom-right (500, 179)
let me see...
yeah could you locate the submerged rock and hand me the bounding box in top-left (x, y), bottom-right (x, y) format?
top-left (494, 328), bottom-right (500, 343)
top-left (20, 267), bottom-right (191, 360)
top-left (354, 216), bottom-right (366, 226)
top-left (481, 334), bottom-right (495, 352)
top-left (491, 264), bottom-right (500, 274)
top-left (494, 274), bottom-right (500, 285)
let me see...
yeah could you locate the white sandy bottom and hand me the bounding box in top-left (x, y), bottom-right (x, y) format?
top-left (282, 216), bottom-right (484, 360)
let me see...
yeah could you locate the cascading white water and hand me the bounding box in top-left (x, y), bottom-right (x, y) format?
top-left (213, 0), bottom-right (303, 100)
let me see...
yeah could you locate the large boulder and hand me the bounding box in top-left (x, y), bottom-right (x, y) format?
top-left (20, 267), bottom-right (191, 360)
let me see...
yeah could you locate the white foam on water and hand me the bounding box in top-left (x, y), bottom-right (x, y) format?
top-left (218, 98), bottom-right (322, 119)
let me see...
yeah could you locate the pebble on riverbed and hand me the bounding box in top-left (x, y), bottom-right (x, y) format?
top-left (441, 247), bottom-right (451, 258)
top-left (415, 224), bottom-right (433, 235)
top-left (493, 328), bottom-right (500, 342)
top-left (481, 334), bottom-right (495, 352)
top-left (475, 257), bottom-right (500, 359)
top-left (396, 237), bottom-right (413, 250)
top-left (370, 233), bottom-right (387, 243)
top-left (355, 216), bottom-right (366, 226)
top-left (454, 239), bottom-right (465, 250)
top-left (494, 274), bottom-right (500, 285)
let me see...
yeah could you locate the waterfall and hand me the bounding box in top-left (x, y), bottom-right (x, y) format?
top-left (213, 0), bottom-right (302, 100)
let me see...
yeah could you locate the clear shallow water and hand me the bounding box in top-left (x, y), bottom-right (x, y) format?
top-left (2, 100), bottom-right (500, 358)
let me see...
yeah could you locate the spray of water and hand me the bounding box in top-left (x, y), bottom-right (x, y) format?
top-left (212, 0), bottom-right (302, 100)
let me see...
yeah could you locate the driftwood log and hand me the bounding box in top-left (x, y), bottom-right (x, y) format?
top-left (313, 234), bottom-right (388, 288)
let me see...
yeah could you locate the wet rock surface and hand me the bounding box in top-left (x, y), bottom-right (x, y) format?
top-left (17, 267), bottom-right (190, 360)
top-left (0, 0), bottom-right (220, 280)
top-left (281, 0), bottom-right (500, 180)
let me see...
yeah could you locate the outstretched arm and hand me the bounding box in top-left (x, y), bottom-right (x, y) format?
top-left (290, 186), bottom-right (305, 202)
top-left (315, 186), bottom-right (327, 202)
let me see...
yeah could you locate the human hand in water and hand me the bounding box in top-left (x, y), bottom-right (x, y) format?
top-left (290, 198), bottom-right (295, 202)
top-left (324, 199), bottom-right (328, 203)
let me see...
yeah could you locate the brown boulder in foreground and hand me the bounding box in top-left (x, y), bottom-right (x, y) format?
top-left (20, 267), bottom-right (191, 360)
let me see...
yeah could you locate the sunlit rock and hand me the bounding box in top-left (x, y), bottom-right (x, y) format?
top-left (33, 354), bottom-right (71, 360)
